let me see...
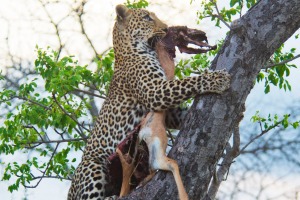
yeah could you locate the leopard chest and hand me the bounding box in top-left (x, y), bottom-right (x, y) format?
top-left (84, 94), bottom-right (146, 159)
top-left (85, 52), bottom-right (166, 159)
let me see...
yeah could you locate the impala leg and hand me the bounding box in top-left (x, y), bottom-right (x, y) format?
top-left (163, 157), bottom-right (188, 200)
top-left (116, 148), bottom-right (134, 197)
top-left (148, 137), bottom-right (189, 200)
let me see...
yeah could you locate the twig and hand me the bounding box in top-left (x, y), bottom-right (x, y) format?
top-left (74, 88), bottom-right (106, 99)
top-left (37, 0), bottom-right (64, 60)
top-left (30, 175), bottom-right (71, 181)
top-left (239, 1), bottom-right (244, 18)
top-left (23, 125), bottom-right (45, 142)
top-left (3, 74), bottom-right (19, 89)
top-left (5, 95), bottom-right (51, 110)
top-left (242, 138), bottom-right (300, 154)
top-left (239, 116), bottom-right (290, 154)
top-left (76, 0), bottom-right (99, 59)
top-left (263, 54), bottom-right (300, 70)
top-left (166, 129), bottom-right (175, 146)
top-left (211, 1), bottom-right (231, 29)
top-left (52, 93), bottom-right (90, 139)
top-left (54, 127), bottom-right (66, 136)
top-left (79, 82), bottom-right (99, 91)
top-left (25, 143), bottom-right (59, 188)
top-left (23, 137), bottom-right (85, 147)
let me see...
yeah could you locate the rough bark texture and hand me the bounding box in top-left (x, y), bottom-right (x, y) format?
top-left (121, 0), bottom-right (300, 199)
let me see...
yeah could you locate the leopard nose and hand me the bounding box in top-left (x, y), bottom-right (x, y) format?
top-left (162, 28), bottom-right (168, 33)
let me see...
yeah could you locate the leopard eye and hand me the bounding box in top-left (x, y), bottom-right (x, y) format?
top-left (143, 14), bottom-right (152, 21)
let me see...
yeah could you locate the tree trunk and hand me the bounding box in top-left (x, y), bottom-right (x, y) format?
top-left (121, 0), bottom-right (300, 199)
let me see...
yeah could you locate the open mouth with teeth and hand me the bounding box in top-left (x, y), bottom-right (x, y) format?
top-left (148, 26), bottom-right (217, 58)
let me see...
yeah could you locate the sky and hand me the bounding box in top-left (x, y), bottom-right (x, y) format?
top-left (0, 0), bottom-right (299, 199)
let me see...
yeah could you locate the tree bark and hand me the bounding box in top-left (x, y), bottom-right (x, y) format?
top-left (121, 0), bottom-right (300, 199)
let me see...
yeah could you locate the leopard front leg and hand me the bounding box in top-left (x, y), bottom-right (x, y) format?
top-left (137, 69), bottom-right (231, 111)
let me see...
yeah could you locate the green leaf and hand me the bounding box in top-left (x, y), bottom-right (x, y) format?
top-left (34, 59), bottom-right (40, 67)
top-left (230, 0), bottom-right (239, 7)
top-left (282, 115), bottom-right (289, 128)
top-left (256, 72), bottom-right (264, 82)
top-left (264, 84), bottom-right (270, 93)
top-left (292, 121), bottom-right (299, 129)
top-left (275, 66), bottom-right (285, 77)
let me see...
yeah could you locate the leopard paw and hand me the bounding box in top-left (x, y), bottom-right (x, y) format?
top-left (201, 69), bottom-right (231, 94)
top-left (212, 69), bottom-right (231, 93)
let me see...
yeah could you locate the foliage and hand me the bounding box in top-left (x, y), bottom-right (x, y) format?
top-left (257, 44), bottom-right (297, 93)
top-left (125, 0), bottom-right (148, 8)
top-left (251, 111), bottom-right (299, 130)
top-left (195, 0), bottom-right (298, 94)
top-left (0, 47), bottom-right (115, 191)
top-left (196, 0), bottom-right (257, 27)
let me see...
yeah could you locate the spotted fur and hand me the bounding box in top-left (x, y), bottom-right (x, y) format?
top-left (68, 5), bottom-right (230, 200)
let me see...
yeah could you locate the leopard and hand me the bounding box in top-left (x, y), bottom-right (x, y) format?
top-left (67, 4), bottom-right (231, 200)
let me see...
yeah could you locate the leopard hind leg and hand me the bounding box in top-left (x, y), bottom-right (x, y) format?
top-left (68, 158), bottom-right (109, 200)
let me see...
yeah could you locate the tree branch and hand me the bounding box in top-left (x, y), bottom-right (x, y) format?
top-left (28, 137), bottom-right (84, 146)
top-left (262, 54), bottom-right (300, 70)
top-left (5, 95), bottom-right (51, 110)
top-left (52, 93), bottom-right (90, 140)
top-left (24, 143), bottom-right (59, 188)
top-left (75, 0), bottom-right (99, 59)
top-left (23, 125), bottom-right (45, 142)
top-left (239, 116), bottom-right (289, 154)
top-left (211, 0), bottom-right (231, 29)
top-left (30, 175), bottom-right (71, 182)
top-left (74, 88), bottom-right (106, 99)
top-left (37, 0), bottom-right (67, 60)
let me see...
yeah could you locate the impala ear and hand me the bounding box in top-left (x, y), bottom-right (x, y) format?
top-left (116, 4), bottom-right (131, 22)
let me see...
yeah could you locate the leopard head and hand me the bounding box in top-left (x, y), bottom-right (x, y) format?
top-left (113, 5), bottom-right (168, 52)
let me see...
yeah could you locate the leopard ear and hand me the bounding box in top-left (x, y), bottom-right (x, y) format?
top-left (116, 4), bottom-right (131, 22)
